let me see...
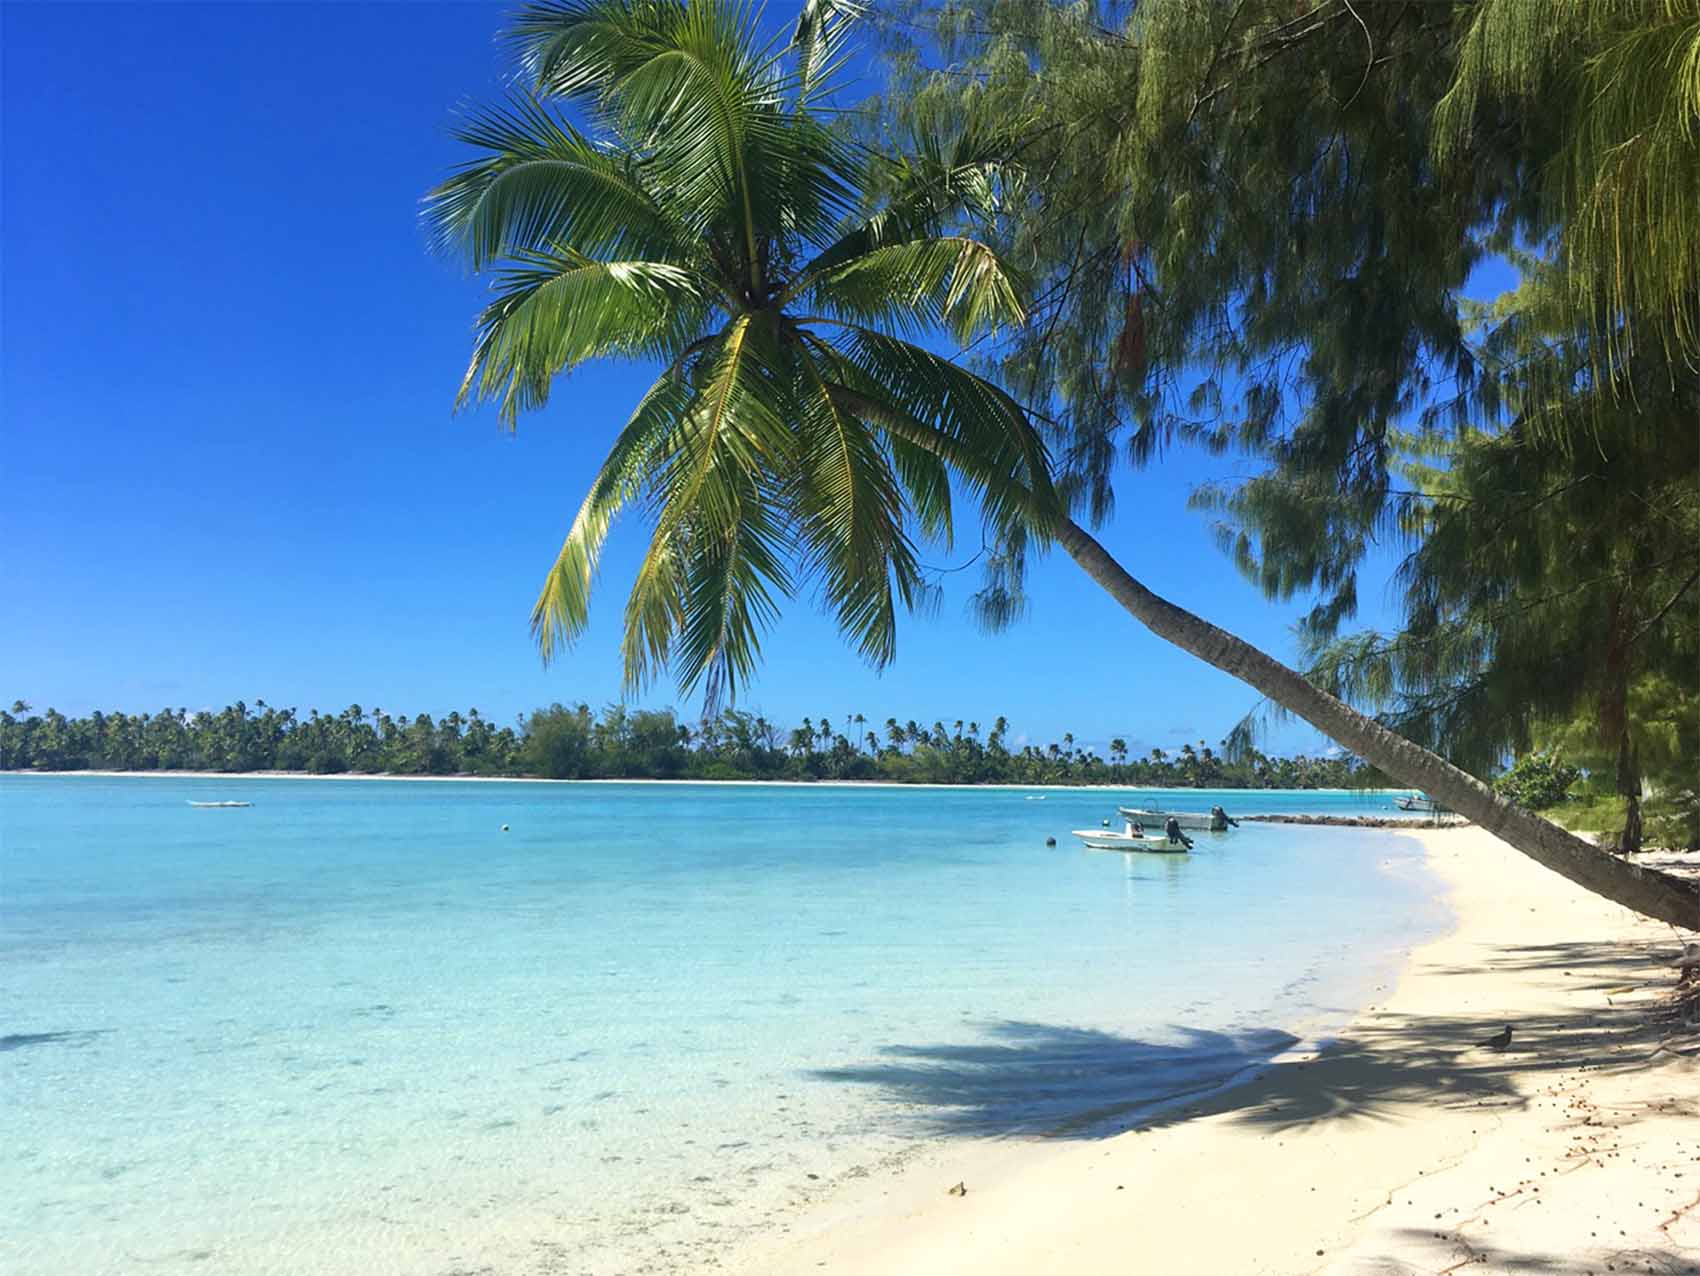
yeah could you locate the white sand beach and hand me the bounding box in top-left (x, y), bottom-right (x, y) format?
top-left (729, 825), bottom-right (1700, 1275)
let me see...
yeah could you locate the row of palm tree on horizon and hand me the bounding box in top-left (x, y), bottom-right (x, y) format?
top-left (0, 698), bottom-right (1367, 788)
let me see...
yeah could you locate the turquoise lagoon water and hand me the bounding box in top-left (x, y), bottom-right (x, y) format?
top-left (2, 777), bottom-right (1446, 1275)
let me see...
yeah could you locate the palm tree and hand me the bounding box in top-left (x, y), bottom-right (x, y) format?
top-left (1054, 518), bottom-right (1695, 921)
top-left (427, 0), bottom-right (1050, 707)
top-left (430, 0), bottom-right (1695, 925)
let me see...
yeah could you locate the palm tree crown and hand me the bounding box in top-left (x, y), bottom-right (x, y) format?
top-left (426, 0), bottom-right (1055, 704)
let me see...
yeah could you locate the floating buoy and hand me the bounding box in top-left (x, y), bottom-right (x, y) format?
top-left (1045, 836), bottom-right (1057, 847)
top-left (501, 824), bottom-right (510, 832)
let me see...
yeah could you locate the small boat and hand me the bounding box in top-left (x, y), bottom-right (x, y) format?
top-left (1118, 805), bottom-right (1237, 832)
top-left (1393, 794), bottom-right (1441, 813)
top-left (187, 800), bottom-right (252, 808)
top-left (1073, 820), bottom-right (1191, 853)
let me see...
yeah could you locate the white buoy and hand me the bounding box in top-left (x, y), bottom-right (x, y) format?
top-left (501, 824), bottom-right (510, 832)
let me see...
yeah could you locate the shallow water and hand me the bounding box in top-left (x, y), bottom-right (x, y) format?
top-left (1, 776), bottom-right (1445, 1275)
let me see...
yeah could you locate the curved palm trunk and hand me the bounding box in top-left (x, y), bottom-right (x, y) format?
top-left (1057, 517), bottom-right (1699, 929)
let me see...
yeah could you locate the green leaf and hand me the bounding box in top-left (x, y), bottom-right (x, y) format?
top-left (425, 94), bottom-right (687, 268)
top-left (459, 253), bottom-right (715, 421)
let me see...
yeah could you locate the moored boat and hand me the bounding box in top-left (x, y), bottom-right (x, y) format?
top-left (1117, 804), bottom-right (1238, 832)
top-left (1073, 819), bottom-right (1191, 853)
top-left (187, 800), bottom-right (252, 808)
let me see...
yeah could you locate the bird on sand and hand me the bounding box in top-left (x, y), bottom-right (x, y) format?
top-left (1671, 942), bottom-right (1700, 985)
top-left (1479, 1025), bottom-right (1513, 1052)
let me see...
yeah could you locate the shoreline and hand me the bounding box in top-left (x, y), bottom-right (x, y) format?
top-left (1243, 812), bottom-right (1468, 829)
top-left (724, 825), bottom-right (1699, 1274)
top-left (1, 769), bottom-right (1411, 796)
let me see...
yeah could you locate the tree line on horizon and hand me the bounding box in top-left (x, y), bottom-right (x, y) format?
top-left (0, 699), bottom-right (1378, 788)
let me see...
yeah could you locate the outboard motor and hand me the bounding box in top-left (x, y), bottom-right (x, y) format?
top-left (1164, 815), bottom-right (1194, 850)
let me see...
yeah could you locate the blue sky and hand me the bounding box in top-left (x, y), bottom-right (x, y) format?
top-left (3, 1), bottom-right (1417, 757)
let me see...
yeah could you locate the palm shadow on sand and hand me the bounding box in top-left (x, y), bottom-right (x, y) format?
top-left (810, 1021), bottom-right (1302, 1138)
top-left (1386, 1230), bottom-right (1695, 1275)
top-left (808, 942), bottom-right (1679, 1141)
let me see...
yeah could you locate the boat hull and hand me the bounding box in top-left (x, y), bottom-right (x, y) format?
top-left (1072, 830), bottom-right (1191, 853)
top-left (1117, 807), bottom-right (1227, 831)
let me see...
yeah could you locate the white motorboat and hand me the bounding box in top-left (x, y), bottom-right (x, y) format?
top-left (187, 800), bottom-right (252, 808)
top-left (1393, 794), bottom-right (1441, 813)
top-left (1118, 805), bottom-right (1237, 831)
top-left (1073, 821), bottom-right (1191, 852)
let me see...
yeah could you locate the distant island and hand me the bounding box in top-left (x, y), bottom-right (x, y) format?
top-left (1, 700), bottom-right (1383, 788)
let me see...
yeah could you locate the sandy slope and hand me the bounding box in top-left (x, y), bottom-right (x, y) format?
top-left (730, 827), bottom-right (1700, 1275)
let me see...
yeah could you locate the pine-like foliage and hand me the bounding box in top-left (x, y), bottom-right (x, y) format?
top-left (1297, 259), bottom-right (1698, 847)
top-left (871, 1), bottom-right (1698, 843)
top-left (1436, 0), bottom-right (1700, 366)
top-left (878, 0), bottom-right (1506, 623)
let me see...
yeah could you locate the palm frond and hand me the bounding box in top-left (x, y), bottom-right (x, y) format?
top-left (790, 0), bottom-right (864, 106)
top-left (460, 253), bottom-right (715, 421)
top-left (621, 314), bottom-right (797, 701)
top-left (801, 109), bottom-right (1024, 282)
top-left (510, 0), bottom-right (857, 286)
top-left (793, 352), bottom-right (920, 668)
top-left (425, 94), bottom-right (687, 268)
top-left (806, 236), bottom-right (1026, 341)
top-left (824, 327), bottom-right (1056, 541)
top-left (508, 0), bottom-right (702, 102)
top-left (531, 370), bottom-right (696, 660)
top-left (887, 431), bottom-right (954, 545)
top-left (672, 485), bottom-right (792, 707)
